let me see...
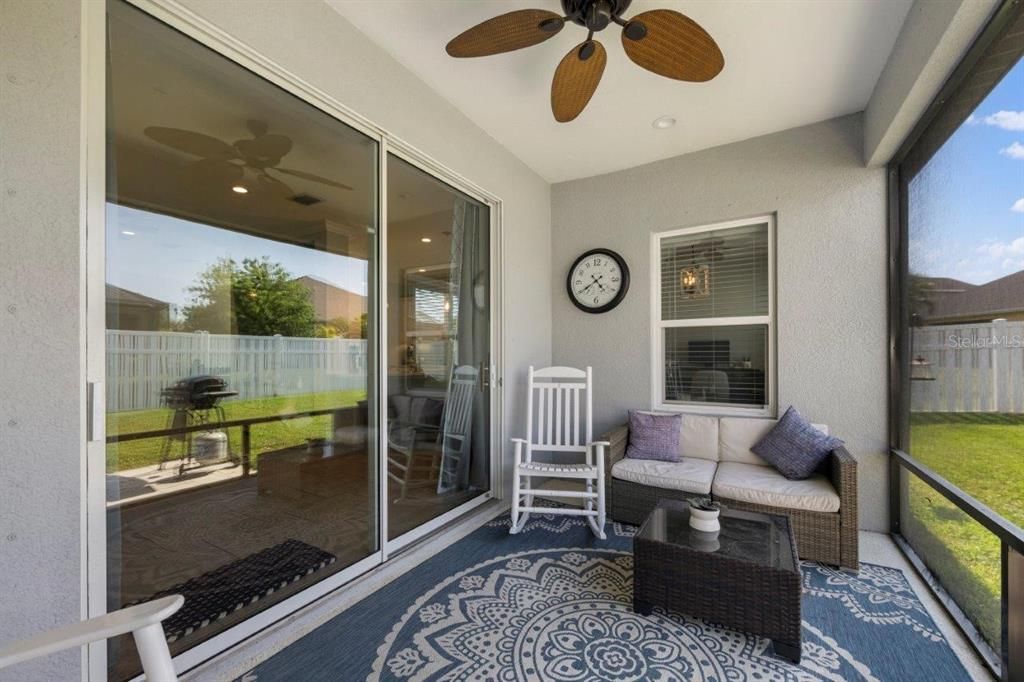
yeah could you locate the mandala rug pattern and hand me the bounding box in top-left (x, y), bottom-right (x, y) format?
top-left (239, 510), bottom-right (970, 682)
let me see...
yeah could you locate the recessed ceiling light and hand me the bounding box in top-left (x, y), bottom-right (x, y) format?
top-left (418, 268), bottom-right (426, 273)
top-left (121, 230), bottom-right (135, 236)
top-left (231, 185), bottom-right (249, 194)
top-left (652, 116), bottom-right (676, 130)
top-left (421, 237), bottom-right (432, 243)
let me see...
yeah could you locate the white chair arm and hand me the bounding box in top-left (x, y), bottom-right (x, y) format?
top-left (511, 437), bottom-right (528, 463)
top-left (0, 595), bottom-right (183, 672)
top-left (588, 441), bottom-right (611, 448)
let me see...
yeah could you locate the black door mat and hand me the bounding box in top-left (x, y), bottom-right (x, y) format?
top-left (126, 538), bottom-right (336, 642)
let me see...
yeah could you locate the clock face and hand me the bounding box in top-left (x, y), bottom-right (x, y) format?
top-left (567, 249), bottom-right (630, 313)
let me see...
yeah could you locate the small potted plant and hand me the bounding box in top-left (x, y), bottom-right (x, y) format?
top-left (688, 497), bottom-right (723, 533)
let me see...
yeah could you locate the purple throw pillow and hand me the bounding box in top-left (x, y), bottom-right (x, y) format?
top-left (626, 411), bottom-right (682, 462)
top-left (752, 406), bottom-right (845, 480)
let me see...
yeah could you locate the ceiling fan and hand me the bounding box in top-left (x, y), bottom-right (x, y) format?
top-left (445, 0), bottom-right (724, 123)
top-left (143, 120), bottom-right (353, 197)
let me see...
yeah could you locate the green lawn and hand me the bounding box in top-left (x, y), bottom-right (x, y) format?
top-left (106, 390), bottom-right (366, 471)
top-left (906, 412), bottom-right (1024, 649)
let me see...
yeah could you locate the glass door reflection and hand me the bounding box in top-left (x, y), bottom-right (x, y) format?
top-left (386, 154), bottom-right (491, 540)
top-left (105, 1), bottom-right (378, 678)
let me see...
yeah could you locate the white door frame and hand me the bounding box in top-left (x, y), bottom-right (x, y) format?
top-left (379, 142), bottom-right (503, 559)
top-left (83, 0), bottom-right (504, 678)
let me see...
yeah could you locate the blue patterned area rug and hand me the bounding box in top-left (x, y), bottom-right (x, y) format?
top-left (237, 510), bottom-right (970, 681)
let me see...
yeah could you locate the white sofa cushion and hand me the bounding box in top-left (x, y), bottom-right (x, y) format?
top-left (680, 414), bottom-right (719, 462)
top-left (719, 417), bottom-right (830, 466)
top-left (711, 461), bottom-right (840, 513)
top-left (612, 457), bottom-right (717, 495)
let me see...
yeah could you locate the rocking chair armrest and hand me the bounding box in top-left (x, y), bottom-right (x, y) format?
top-left (394, 423), bottom-right (440, 438)
top-left (389, 423), bottom-right (440, 450)
top-left (587, 441), bottom-right (611, 470)
top-left (510, 438), bottom-right (528, 463)
top-left (0, 595), bottom-right (183, 671)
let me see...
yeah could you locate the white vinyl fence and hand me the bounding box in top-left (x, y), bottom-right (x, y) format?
top-left (107, 330), bottom-right (367, 412)
top-left (911, 320), bottom-right (1024, 413)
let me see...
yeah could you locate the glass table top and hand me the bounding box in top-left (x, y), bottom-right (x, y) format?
top-left (636, 499), bottom-right (797, 572)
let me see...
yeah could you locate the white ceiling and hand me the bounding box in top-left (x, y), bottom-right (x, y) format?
top-left (329, 0), bottom-right (913, 183)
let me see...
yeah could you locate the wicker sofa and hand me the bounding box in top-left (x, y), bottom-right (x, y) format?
top-left (600, 414), bottom-right (858, 570)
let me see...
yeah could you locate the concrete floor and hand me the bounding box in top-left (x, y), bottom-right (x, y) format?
top-left (107, 458), bottom-right (244, 507)
top-left (857, 531), bottom-right (993, 681)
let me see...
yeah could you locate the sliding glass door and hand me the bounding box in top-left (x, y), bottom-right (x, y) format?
top-left (385, 154), bottom-right (492, 541)
top-left (98, 2), bottom-right (496, 678)
top-left (104, 2), bottom-right (381, 678)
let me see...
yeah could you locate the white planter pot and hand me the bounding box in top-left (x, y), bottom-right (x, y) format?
top-left (689, 507), bottom-right (721, 533)
top-left (690, 531), bottom-right (720, 553)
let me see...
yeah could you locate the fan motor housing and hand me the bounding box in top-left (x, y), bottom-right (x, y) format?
top-left (561, 0), bottom-right (632, 29)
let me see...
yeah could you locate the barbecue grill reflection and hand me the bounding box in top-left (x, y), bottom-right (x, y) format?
top-left (159, 374), bottom-right (238, 475)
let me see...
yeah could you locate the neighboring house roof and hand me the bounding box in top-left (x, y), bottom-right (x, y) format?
top-left (919, 271), bottom-right (1024, 323)
top-left (293, 275), bottom-right (367, 321)
top-left (105, 284), bottom-right (169, 309)
top-left (294, 274), bottom-right (360, 294)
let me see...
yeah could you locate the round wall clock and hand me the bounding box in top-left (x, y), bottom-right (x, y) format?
top-left (566, 248), bottom-right (630, 313)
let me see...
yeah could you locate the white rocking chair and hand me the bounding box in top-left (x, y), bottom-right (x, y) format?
top-left (387, 365), bottom-right (478, 500)
top-left (509, 366), bottom-right (607, 539)
top-left (0, 595), bottom-right (183, 681)
top-left (436, 364), bottom-right (479, 495)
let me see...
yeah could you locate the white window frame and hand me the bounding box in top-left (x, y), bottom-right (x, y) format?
top-left (650, 215), bottom-right (776, 418)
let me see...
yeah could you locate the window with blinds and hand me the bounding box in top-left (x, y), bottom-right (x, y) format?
top-left (653, 217), bottom-right (774, 415)
top-left (405, 269), bottom-right (458, 384)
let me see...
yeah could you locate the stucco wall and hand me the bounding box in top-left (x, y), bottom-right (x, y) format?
top-left (0, 1), bottom-right (86, 680)
top-left (0, 1), bottom-right (551, 678)
top-left (551, 115), bottom-right (890, 531)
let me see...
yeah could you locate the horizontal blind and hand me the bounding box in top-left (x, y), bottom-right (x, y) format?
top-left (414, 287), bottom-right (447, 325)
top-left (664, 325), bottom-right (768, 407)
top-left (408, 272), bottom-right (458, 326)
top-left (660, 222), bottom-right (769, 320)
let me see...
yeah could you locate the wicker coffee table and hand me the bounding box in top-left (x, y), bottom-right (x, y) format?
top-left (633, 499), bottom-right (802, 663)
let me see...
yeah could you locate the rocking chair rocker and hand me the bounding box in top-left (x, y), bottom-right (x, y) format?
top-left (509, 366), bottom-right (608, 539)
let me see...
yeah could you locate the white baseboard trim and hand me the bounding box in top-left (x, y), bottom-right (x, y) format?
top-left (182, 500), bottom-right (510, 681)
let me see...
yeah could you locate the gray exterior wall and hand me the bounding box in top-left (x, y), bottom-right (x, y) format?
top-left (551, 115), bottom-right (890, 531)
top-left (0, 1), bottom-right (551, 679)
top-left (0, 1), bottom-right (86, 680)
